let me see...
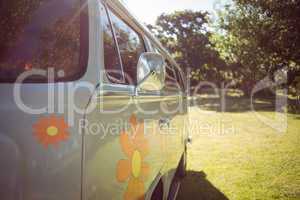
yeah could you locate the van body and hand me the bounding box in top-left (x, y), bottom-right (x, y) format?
top-left (0, 0), bottom-right (188, 199)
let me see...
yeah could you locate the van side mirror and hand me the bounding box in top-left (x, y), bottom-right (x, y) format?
top-left (136, 52), bottom-right (166, 91)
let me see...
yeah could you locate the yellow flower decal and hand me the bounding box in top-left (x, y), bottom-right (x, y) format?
top-left (116, 115), bottom-right (150, 200)
top-left (33, 115), bottom-right (70, 148)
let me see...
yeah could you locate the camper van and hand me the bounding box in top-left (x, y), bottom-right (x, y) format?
top-left (0, 0), bottom-right (188, 199)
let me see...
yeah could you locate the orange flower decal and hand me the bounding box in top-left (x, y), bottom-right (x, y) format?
top-left (116, 115), bottom-right (150, 200)
top-left (33, 115), bottom-right (70, 148)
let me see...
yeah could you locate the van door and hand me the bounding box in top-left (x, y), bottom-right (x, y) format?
top-left (146, 42), bottom-right (187, 174)
top-left (83, 3), bottom-right (166, 200)
top-left (159, 59), bottom-right (186, 173)
top-left (139, 39), bottom-right (187, 199)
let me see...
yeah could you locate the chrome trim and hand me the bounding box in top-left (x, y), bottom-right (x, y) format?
top-left (99, 83), bottom-right (135, 95)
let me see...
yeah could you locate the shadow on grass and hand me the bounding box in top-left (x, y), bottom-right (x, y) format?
top-left (176, 171), bottom-right (229, 200)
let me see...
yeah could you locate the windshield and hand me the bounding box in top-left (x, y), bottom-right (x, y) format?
top-left (0, 0), bottom-right (88, 83)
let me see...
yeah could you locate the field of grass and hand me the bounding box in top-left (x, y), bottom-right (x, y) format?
top-left (177, 106), bottom-right (300, 200)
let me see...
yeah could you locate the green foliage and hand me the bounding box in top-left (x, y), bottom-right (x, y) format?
top-left (148, 10), bottom-right (233, 87)
top-left (213, 0), bottom-right (300, 94)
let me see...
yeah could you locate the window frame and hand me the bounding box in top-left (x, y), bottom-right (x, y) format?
top-left (172, 62), bottom-right (185, 91)
top-left (165, 59), bottom-right (181, 91)
top-left (101, 2), bottom-right (126, 84)
top-left (103, 3), bottom-right (146, 86)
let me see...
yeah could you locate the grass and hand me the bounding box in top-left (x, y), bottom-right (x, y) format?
top-left (177, 106), bottom-right (300, 200)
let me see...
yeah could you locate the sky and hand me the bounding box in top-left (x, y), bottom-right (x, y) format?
top-left (124, 0), bottom-right (221, 25)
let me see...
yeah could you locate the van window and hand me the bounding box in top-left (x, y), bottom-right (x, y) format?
top-left (146, 37), bottom-right (185, 91)
top-left (165, 61), bottom-right (179, 90)
top-left (108, 10), bottom-right (145, 85)
top-left (0, 0), bottom-right (88, 83)
top-left (101, 4), bottom-right (124, 84)
top-left (173, 65), bottom-right (185, 90)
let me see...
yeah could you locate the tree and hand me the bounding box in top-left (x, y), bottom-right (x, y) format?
top-left (214, 0), bottom-right (300, 96)
top-left (148, 10), bottom-right (234, 93)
